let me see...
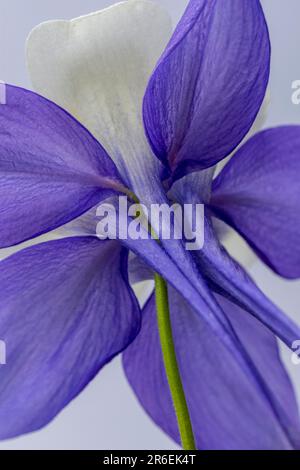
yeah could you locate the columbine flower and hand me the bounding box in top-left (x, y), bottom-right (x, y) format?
top-left (0, 0), bottom-right (299, 449)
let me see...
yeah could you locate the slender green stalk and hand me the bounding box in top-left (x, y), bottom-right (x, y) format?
top-left (154, 273), bottom-right (196, 450)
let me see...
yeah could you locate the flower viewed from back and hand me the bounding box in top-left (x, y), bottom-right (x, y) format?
top-left (0, 0), bottom-right (300, 449)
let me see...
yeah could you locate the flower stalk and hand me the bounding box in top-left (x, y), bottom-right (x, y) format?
top-left (154, 273), bottom-right (196, 450)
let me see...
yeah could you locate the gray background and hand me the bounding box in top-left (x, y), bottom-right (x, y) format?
top-left (0, 0), bottom-right (299, 450)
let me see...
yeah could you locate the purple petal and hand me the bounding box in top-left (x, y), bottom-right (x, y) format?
top-left (171, 174), bottom-right (300, 353)
top-left (211, 126), bottom-right (300, 279)
top-left (66, 195), bottom-right (291, 384)
top-left (113, 199), bottom-right (257, 371)
top-left (123, 290), bottom-right (300, 450)
top-left (196, 216), bottom-right (300, 349)
top-left (143, 0), bottom-right (270, 181)
top-left (0, 85), bottom-right (123, 248)
top-left (64, 200), bottom-right (242, 364)
top-left (0, 237), bottom-right (140, 439)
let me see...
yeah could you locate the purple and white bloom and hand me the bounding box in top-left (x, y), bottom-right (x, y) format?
top-left (0, 0), bottom-right (300, 449)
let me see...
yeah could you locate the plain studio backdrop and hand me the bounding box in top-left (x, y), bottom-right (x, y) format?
top-left (0, 0), bottom-right (299, 450)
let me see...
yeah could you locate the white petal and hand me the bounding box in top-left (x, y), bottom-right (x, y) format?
top-left (26, 0), bottom-right (172, 197)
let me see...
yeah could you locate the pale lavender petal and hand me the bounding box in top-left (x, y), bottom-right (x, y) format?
top-left (143, 0), bottom-right (270, 181)
top-left (170, 167), bottom-right (215, 204)
top-left (211, 126), bottom-right (300, 279)
top-left (0, 85), bottom-right (123, 248)
top-left (123, 290), bottom-right (300, 450)
top-left (0, 237), bottom-right (140, 439)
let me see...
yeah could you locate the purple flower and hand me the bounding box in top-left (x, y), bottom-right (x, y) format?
top-left (0, 0), bottom-right (299, 449)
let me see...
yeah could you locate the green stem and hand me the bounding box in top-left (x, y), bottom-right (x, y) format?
top-left (154, 273), bottom-right (196, 450)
